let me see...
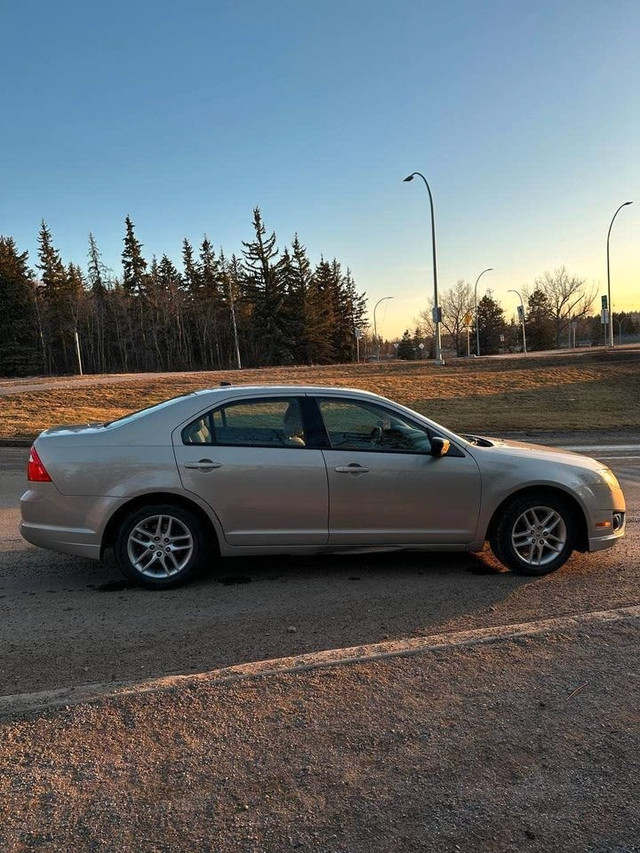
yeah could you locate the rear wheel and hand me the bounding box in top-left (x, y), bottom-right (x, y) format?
top-left (491, 492), bottom-right (577, 576)
top-left (115, 504), bottom-right (207, 589)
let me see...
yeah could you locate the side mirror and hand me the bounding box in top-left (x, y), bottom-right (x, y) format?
top-left (431, 436), bottom-right (451, 457)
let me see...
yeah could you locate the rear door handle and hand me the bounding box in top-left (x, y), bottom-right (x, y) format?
top-left (184, 459), bottom-right (222, 470)
top-left (334, 464), bottom-right (370, 474)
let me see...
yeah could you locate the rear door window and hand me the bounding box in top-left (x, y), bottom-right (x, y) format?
top-left (182, 398), bottom-right (307, 448)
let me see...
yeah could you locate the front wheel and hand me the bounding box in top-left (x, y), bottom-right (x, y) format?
top-left (491, 493), bottom-right (577, 576)
top-left (115, 504), bottom-right (207, 589)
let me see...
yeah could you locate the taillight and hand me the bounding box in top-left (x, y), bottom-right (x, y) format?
top-left (27, 446), bottom-right (52, 482)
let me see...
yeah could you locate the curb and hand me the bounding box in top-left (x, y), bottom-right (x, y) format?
top-left (2, 604), bottom-right (638, 718)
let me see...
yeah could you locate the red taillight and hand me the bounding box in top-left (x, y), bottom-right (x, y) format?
top-left (27, 446), bottom-right (52, 482)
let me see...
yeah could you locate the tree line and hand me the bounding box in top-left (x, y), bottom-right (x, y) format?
top-left (0, 208), bottom-right (368, 377)
top-left (396, 268), bottom-right (638, 358)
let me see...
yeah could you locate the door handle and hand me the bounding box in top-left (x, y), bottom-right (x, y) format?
top-left (334, 464), bottom-right (370, 474)
top-left (183, 460), bottom-right (222, 470)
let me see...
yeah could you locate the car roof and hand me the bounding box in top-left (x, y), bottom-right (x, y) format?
top-left (190, 384), bottom-right (384, 399)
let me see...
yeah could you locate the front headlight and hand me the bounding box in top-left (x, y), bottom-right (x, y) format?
top-left (597, 467), bottom-right (621, 489)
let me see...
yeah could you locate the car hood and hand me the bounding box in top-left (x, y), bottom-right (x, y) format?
top-left (465, 436), bottom-right (606, 474)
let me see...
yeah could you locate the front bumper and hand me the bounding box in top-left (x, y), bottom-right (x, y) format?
top-left (587, 510), bottom-right (625, 552)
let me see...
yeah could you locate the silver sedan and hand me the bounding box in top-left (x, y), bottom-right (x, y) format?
top-left (20, 385), bottom-right (626, 589)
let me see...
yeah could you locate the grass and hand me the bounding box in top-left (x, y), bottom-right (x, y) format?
top-left (1, 349), bottom-right (639, 440)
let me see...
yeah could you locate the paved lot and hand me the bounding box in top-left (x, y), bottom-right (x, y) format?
top-left (1, 440), bottom-right (638, 702)
top-left (1, 437), bottom-right (638, 852)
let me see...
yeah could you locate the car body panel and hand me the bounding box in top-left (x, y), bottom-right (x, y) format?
top-left (174, 442), bottom-right (329, 546)
top-left (19, 384), bottom-right (626, 568)
top-left (322, 448), bottom-right (481, 545)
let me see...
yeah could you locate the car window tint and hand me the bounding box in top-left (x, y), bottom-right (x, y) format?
top-left (182, 416), bottom-right (213, 444)
top-left (318, 399), bottom-right (431, 453)
top-left (183, 398), bottom-right (306, 448)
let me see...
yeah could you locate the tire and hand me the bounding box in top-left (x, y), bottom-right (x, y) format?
top-left (490, 492), bottom-right (577, 576)
top-left (114, 504), bottom-right (207, 589)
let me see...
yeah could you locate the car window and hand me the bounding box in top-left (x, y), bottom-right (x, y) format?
top-left (317, 399), bottom-right (432, 453)
top-left (182, 398), bottom-right (307, 448)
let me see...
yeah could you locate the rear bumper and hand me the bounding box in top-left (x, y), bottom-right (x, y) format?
top-left (20, 520), bottom-right (102, 559)
top-left (19, 485), bottom-right (114, 561)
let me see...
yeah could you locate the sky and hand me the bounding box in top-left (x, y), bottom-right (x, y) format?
top-left (2, 0), bottom-right (638, 338)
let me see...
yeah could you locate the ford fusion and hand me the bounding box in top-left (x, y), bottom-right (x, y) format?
top-left (20, 385), bottom-right (626, 589)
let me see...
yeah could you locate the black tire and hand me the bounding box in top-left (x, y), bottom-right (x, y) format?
top-left (490, 491), bottom-right (577, 576)
top-left (114, 503), bottom-right (208, 589)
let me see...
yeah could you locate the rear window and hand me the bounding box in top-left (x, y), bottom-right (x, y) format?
top-left (106, 393), bottom-right (195, 428)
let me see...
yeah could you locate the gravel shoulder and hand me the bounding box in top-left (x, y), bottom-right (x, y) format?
top-left (1, 614), bottom-right (638, 853)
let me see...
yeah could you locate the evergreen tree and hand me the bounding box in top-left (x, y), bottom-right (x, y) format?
top-left (0, 237), bottom-right (43, 376)
top-left (87, 233), bottom-right (109, 373)
top-left (397, 329), bottom-right (415, 360)
top-left (181, 239), bottom-right (200, 294)
top-left (242, 208), bottom-right (294, 365)
top-left (525, 288), bottom-right (555, 351)
top-left (307, 259), bottom-right (337, 363)
top-left (37, 221), bottom-right (79, 373)
top-left (277, 247), bottom-right (307, 362)
top-left (196, 237), bottom-right (225, 368)
top-left (121, 216), bottom-right (148, 296)
top-left (475, 291), bottom-right (507, 355)
top-left (289, 234), bottom-right (313, 363)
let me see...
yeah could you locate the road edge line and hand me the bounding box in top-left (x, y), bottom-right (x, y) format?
top-left (1, 604), bottom-right (638, 717)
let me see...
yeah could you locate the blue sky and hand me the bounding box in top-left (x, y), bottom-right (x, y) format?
top-left (2, 0), bottom-right (638, 337)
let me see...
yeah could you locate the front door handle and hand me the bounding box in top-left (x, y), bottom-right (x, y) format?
top-left (183, 459), bottom-right (222, 470)
top-left (334, 464), bottom-right (370, 474)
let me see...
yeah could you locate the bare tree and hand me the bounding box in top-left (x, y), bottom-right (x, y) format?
top-left (532, 267), bottom-right (597, 347)
top-left (415, 280), bottom-right (474, 355)
top-left (441, 279), bottom-right (474, 355)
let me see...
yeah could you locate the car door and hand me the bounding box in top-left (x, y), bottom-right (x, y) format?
top-left (315, 396), bottom-right (482, 546)
top-left (173, 395), bottom-right (328, 547)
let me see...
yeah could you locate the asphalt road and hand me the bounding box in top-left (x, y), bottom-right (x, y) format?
top-left (1, 441), bottom-right (638, 700)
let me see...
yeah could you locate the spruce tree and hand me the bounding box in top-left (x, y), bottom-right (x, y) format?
top-left (397, 330), bottom-right (415, 360)
top-left (476, 291), bottom-right (507, 355)
top-left (121, 216), bottom-right (148, 296)
top-left (37, 221), bottom-right (78, 373)
top-left (307, 259), bottom-right (337, 363)
top-left (0, 237), bottom-right (43, 376)
top-left (242, 208), bottom-right (294, 365)
top-left (87, 233), bottom-right (107, 372)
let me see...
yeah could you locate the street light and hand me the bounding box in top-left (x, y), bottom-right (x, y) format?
top-left (606, 201), bottom-right (633, 347)
top-left (373, 296), bottom-right (393, 361)
top-left (508, 289), bottom-right (527, 356)
top-left (403, 172), bottom-right (444, 365)
top-left (473, 268), bottom-right (493, 356)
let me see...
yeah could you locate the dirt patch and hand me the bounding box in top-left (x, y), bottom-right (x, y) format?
top-left (0, 617), bottom-right (637, 852)
top-left (1, 350), bottom-right (640, 439)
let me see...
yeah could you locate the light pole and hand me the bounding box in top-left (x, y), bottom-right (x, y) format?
top-left (373, 296), bottom-right (393, 361)
top-left (403, 172), bottom-right (444, 365)
top-left (606, 201), bottom-right (633, 347)
top-left (473, 268), bottom-right (493, 356)
top-left (508, 289), bottom-right (527, 356)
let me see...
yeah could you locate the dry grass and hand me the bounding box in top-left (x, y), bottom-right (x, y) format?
top-left (1, 350), bottom-right (639, 439)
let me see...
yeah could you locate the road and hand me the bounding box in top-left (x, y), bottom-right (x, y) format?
top-left (0, 441), bottom-right (638, 701)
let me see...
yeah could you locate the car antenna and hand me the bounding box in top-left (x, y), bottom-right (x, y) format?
top-left (220, 381), bottom-right (232, 387)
